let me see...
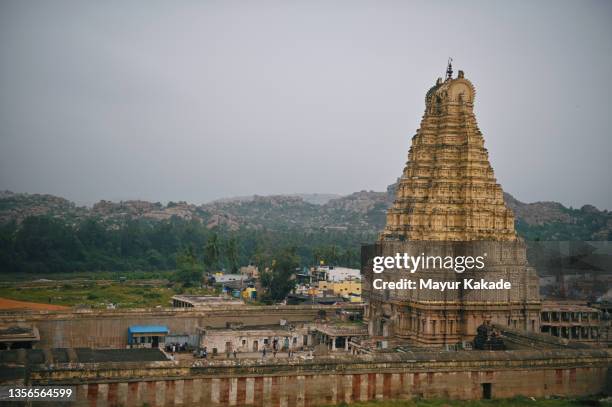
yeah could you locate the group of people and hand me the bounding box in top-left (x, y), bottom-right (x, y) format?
top-left (190, 344), bottom-right (299, 360)
top-left (194, 346), bottom-right (208, 359)
top-left (261, 346), bottom-right (296, 359)
top-left (165, 342), bottom-right (189, 354)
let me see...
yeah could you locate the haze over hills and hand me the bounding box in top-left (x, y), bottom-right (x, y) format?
top-left (0, 187), bottom-right (610, 241)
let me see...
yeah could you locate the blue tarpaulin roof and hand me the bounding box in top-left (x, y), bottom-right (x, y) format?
top-left (127, 325), bottom-right (169, 344)
top-left (128, 325), bottom-right (169, 334)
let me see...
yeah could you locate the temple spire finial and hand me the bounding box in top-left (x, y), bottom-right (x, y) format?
top-left (446, 57), bottom-right (453, 80)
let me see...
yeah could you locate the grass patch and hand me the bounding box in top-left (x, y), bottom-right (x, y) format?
top-left (328, 396), bottom-right (611, 407)
top-left (0, 281), bottom-right (218, 309)
top-left (0, 270), bottom-right (177, 282)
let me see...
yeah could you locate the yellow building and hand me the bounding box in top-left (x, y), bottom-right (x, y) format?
top-left (349, 293), bottom-right (362, 303)
top-left (241, 287), bottom-right (257, 301)
top-left (318, 280), bottom-right (361, 297)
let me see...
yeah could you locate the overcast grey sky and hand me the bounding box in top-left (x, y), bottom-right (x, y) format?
top-left (1, 1), bottom-right (611, 209)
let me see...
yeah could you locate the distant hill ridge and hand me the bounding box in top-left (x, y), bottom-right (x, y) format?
top-left (0, 188), bottom-right (610, 240)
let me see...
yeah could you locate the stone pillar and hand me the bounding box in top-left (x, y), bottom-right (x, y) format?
top-left (331, 337), bottom-right (336, 351)
top-left (345, 337), bottom-right (349, 351)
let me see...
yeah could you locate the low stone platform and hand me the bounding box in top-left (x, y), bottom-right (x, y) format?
top-left (1, 347), bottom-right (608, 405)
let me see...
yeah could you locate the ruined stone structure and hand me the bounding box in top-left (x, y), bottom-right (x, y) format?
top-left (363, 67), bottom-right (541, 346)
top-left (540, 301), bottom-right (606, 344)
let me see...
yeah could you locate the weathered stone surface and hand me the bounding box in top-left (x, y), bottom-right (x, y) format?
top-left (23, 349), bottom-right (612, 406)
top-left (381, 71), bottom-right (516, 242)
top-left (366, 70), bottom-right (541, 345)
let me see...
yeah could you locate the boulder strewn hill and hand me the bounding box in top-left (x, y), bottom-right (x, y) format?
top-left (0, 189), bottom-right (610, 240)
top-left (503, 193), bottom-right (611, 240)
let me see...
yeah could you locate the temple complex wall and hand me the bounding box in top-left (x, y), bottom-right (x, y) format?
top-left (0, 305), bottom-right (361, 349)
top-left (27, 350), bottom-right (612, 406)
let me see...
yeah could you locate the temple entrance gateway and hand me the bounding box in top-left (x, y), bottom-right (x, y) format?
top-left (362, 67), bottom-right (541, 346)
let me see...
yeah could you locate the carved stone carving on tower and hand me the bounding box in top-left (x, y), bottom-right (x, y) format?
top-left (362, 69), bottom-right (541, 347)
top-left (380, 70), bottom-right (517, 242)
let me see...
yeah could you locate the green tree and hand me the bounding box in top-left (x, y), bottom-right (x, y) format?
top-left (174, 247), bottom-right (202, 287)
top-left (260, 247), bottom-right (300, 303)
top-left (204, 232), bottom-right (220, 271)
top-left (225, 237), bottom-right (239, 273)
top-left (14, 216), bottom-right (85, 273)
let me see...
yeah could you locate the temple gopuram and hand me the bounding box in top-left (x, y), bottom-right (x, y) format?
top-left (362, 63), bottom-right (541, 347)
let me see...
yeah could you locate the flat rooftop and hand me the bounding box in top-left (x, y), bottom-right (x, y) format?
top-left (0, 325), bottom-right (40, 343)
top-left (541, 300), bottom-right (599, 313)
top-left (171, 295), bottom-right (243, 307)
top-left (199, 323), bottom-right (300, 333)
top-left (0, 348), bottom-right (168, 365)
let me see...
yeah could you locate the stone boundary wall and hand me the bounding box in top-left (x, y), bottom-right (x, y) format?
top-left (27, 349), bottom-right (612, 406)
top-left (0, 305), bottom-right (362, 348)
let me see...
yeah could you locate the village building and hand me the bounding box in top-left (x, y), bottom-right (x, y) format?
top-left (197, 321), bottom-right (310, 355)
top-left (127, 325), bottom-right (169, 349)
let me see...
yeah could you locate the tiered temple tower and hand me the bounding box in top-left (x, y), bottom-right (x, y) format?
top-left (362, 66), bottom-right (541, 346)
top-left (380, 69), bottom-right (517, 242)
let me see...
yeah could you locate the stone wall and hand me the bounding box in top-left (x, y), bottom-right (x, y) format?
top-left (27, 349), bottom-right (611, 406)
top-left (0, 305), bottom-right (361, 349)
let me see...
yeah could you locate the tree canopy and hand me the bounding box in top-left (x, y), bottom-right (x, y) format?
top-left (0, 216), bottom-right (367, 276)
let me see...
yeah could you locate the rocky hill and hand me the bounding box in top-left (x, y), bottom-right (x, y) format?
top-left (503, 193), bottom-right (612, 240)
top-left (0, 191), bottom-right (89, 225)
top-left (0, 189), bottom-right (610, 240)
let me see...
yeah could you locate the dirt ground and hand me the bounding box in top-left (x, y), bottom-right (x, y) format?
top-left (0, 297), bottom-right (69, 311)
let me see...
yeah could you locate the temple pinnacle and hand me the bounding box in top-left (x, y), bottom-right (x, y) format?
top-left (446, 57), bottom-right (453, 80)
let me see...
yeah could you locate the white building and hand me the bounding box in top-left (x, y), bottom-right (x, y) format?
top-left (197, 322), bottom-right (311, 355)
top-left (326, 267), bottom-right (360, 282)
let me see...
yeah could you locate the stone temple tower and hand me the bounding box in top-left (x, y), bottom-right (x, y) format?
top-left (362, 67), bottom-right (541, 347)
top-left (380, 69), bottom-right (516, 242)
